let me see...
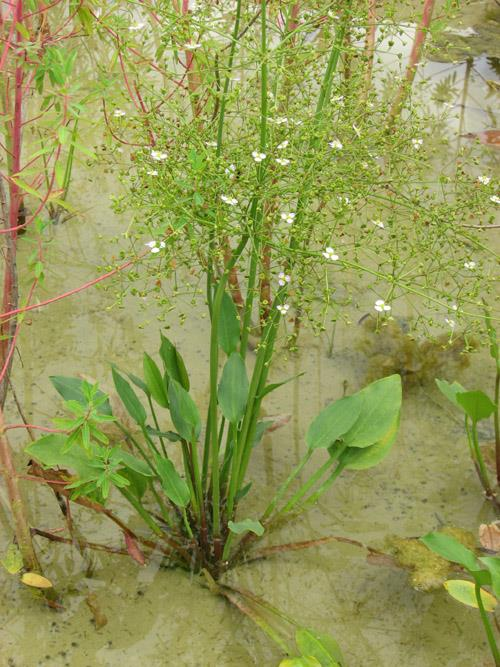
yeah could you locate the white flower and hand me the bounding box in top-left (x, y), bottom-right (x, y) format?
top-left (113, 109), bottom-right (126, 118)
top-left (277, 303), bottom-right (290, 315)
top-left (151, 149), bottom-right (168, 161)
top-left (463, 260), bottom-right (476, 270)
top-left (221, 194), bottom-right (238, 206)
top-left (275, 158), bottom-right (291, 166)
top-left (352, 124), bottom-right (361, 137)
top-left (184, 43), bottom-right (202, 50)
top-left (252, 151), bottom-right (266, 163)
top-left (205, 141), bottom-right (217, 148)
top-left (280, 212), bottom-right (295, 224)
top-left (225, 164), bottom-right (236, 178)
top-left (328, 139), bottom-right (343, 150)
top-left (128, 22), bottom-right (145, 31)
top-left (337, 196), bottom-right (350, 205)
top-left (278, 272), bottom-right (291, 286)
top-left (146, 169), bottom-right (158, 176)
top-left (477, 175), bottom-right (491, 185)
top-left (145, 240), bottom-right (166, 253)
top-left (411, 138), bottom-right (423, 149)
top-left (292, 119), bottom-right (303, 126)
top-left (277, 140), bottom-right (289, 150)
top-left (491, 195), bottom-right (500, 205)
top-left (445, 318), bottom-right (456, 329)
top-left (273, 117), bottom-right (288, 125)
top-left (374, 299), bottom-right (391, 312)
top-left (322, 247), bottom-right (339, 261)
top-left (371, 219), bottom-right (384, 229)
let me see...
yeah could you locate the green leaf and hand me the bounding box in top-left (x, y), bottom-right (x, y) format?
top-left (420, 532), bottom-right (479, 572)
top-left (160, 335), bottom-right (190, 390)
top-left (228, 519), bottom-right (264, 537)
top-left (145, 426), bottom-right (182, 441)
top-left (143, 353), bottom-right (169, 408)
top-left (218, 353), bottom-right (248, 423)
top-left (25, 434), bottom-right (95, 479)
top-left (479, 557), bottom-right (500, 598)
top-left (456, 391), bottom-right (496, 423)
top-left (342, 375), bottom-right (402, 448)
top-left (118, 468), bottom-right (148, 500)
top-left (1, 544), bottom-right (23, 575)
top-left (444, 579), bottom-right (497, 612)
top-left (296, 628), bottom-right (344, 666)
top-left (154, 455), bottom-right (190, 507)
top-left (339, 415), bottom-right (399, 470)
top-left (218, 291), bottom-right (240, 355)
top-left (258, 373), bottom-right (304, 399)
top-left (167, 379), bottom-right (201, 443)
top-left (280, 658), bottom-right (323, 667)
top-left (116, 450), bottom-right (153, 477)
top-left (111, 367), bottom-right (147, 426)
top-left (127, 372), bottom-right (150, 396)
top-left (435, 378), bottom-right (467, 408)
top-left (306, 394), bottom-right (363, 451)
top-left (50, 376), bottom-right (112, 415)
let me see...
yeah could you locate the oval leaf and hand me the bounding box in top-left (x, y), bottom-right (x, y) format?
top-left (1, 544), bottom-right (23, 575)
top-left (342, 375), bottom-right (402, 448)
top-left (50, 376), bottom-right (112, 415)
top-left (456, 391), bottom-right (496, 423)
top-left (228, 519), bottom-right (264, 537)
top-left (21, 572), bottom-right (53, 589)
top-left (435, 378), bottom-right (467, 408)
top-left (444, 579), bottom-right (497, 611)
top-left (218, 353), bottom-right (249, 423)
top-left (111, 367), bottom-right (147, 425)
top-left (143, 353), bottom-right (169, 408)
top-left (306, 394), bottom-right (363, 451)
top-left (339, 415), bottom-right (399, 470)
top-left (296, 628), bottom-right (344, 666)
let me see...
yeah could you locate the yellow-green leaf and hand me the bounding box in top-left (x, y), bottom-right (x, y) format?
top-left (444, 579), bottom-right (497, 611)
top-left (21, 572), bottom-right (53, 589)
top-left (1, 544), bottom-right (23, 574)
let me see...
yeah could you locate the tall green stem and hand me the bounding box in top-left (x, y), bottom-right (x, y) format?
top-left (474, 581), bottom-right (500, 666)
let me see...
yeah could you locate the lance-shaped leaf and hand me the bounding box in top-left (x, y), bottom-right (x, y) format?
top-left (111, 367), bottom-right (147, 426)
top-left (218, 290), bottom-right (240, 355)
top-left (295, 628), bottom-right (344, 667)
top-left (342, 374), bottom-right (402, 448)
top-left (420, 532), bottom-right (479, 572)
top-left (168, 379), bottom-right (201, 443)
top-left (306, 394), bottom-right (363, 451)
top-left (160, 335), bottom-right (190, 390)
top-left (143, 353), bottom-right (168, 408)
top-left (154, 455), bottom-right (190, 507)
top-left (218, 353), bottom-right (249, 423)
top-left (444, 580), bottom-right (497, 611)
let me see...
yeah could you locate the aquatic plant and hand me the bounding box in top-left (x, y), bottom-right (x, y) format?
top-left (421, 531), bottom-right (500, 666)
top-left (436, 315), bottom-right (499, 506)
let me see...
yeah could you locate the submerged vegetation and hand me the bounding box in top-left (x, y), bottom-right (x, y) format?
top-left (0, 0), bottom-right (499, 664)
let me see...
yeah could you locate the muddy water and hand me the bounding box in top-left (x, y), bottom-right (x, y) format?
top-left (1, 3), bottom-right (500, 666)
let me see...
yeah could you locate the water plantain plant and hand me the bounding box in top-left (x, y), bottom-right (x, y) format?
top-left (26, 326), bottom-right (402, 577)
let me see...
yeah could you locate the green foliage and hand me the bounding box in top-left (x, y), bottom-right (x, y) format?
top-left (218, 353), bottom-right (249, 423)
top-left (218, 291), bottom-right (240, 356)
top-left (228, 519), bottom-right (264, 537)
top-left (167, 379), bottom-right (201, 443)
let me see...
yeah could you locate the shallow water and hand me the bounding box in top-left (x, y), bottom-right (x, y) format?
top-left (1, 3), bottom-right (500, 666)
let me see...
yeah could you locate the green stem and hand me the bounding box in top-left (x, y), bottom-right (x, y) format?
top-left (494, 367), bottom-right (500, 485)
top-left (470, 420), bottom-right (493, 496)
top-left (147, 395), bottom-right (167, 457)
top-left (279, 457), bottom-right (334, 515)
top-left (261, 449), bottom-right (313, 521)
top-left (474, 581), bottom-right (500, 666)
